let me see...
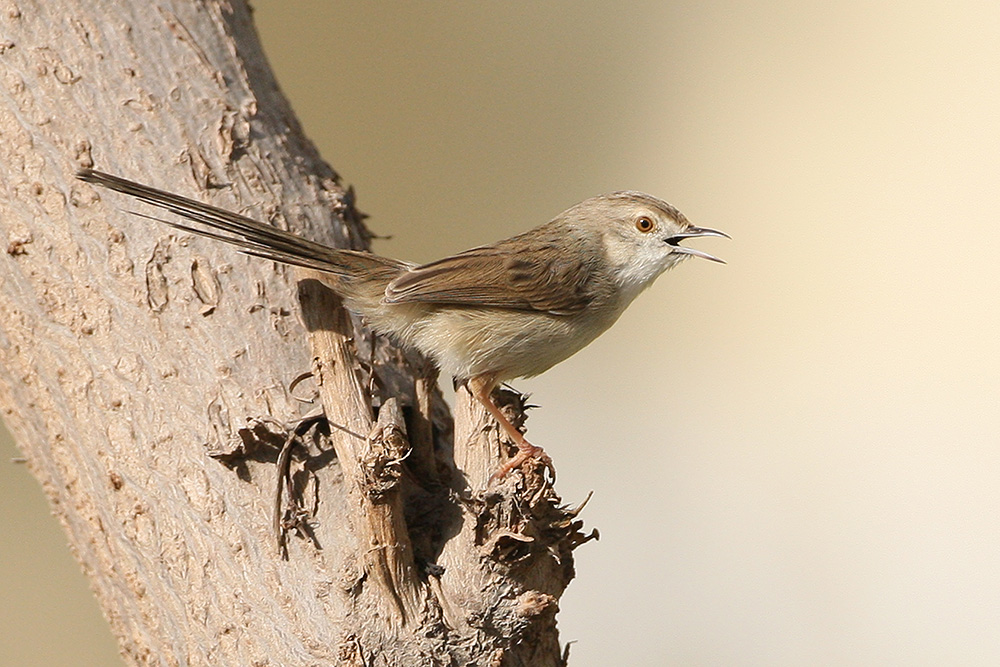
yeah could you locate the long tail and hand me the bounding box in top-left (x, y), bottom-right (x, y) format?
top-left (76, 169), bottom-right (407, 279)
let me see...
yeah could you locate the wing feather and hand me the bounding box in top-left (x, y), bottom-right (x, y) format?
top-left (384, 226), bottom-right (595, 314)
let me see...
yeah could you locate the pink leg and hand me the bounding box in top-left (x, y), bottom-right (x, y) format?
top-left (467, 374), bottom-right (553, 481)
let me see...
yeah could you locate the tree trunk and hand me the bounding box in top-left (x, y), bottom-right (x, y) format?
top-left (0, 1), bottom-right (591, 665)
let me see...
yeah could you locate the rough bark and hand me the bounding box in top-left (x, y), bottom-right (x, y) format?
top-left (0, 2), bottom-right (592, 665)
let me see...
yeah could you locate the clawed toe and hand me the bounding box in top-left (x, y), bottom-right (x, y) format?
top-left (489, 444), bottom-right (555, 484)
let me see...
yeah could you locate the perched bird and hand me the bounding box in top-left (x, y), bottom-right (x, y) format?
top-left (77, 170), bottom-right (727, 479)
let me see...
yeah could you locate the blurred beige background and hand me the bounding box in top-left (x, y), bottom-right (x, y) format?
top-left (3, 1), bottom-right (1000, 665)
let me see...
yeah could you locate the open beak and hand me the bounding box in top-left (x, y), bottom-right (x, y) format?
top-left (666, 226), bottom-right (730, 264)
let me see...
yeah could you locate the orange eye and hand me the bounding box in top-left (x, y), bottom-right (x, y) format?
top-left (636, 216), bottom-right (654, 233)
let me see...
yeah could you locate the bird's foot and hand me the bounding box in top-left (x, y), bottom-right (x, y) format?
top-left (490, 441), bottom-right (555, 483)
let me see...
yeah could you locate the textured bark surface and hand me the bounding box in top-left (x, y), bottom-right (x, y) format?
top-left (0, 1), bottom-right (591, 665)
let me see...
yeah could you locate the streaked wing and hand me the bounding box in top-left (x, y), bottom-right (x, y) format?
top-left (384, 228), bottom-right (593, 314)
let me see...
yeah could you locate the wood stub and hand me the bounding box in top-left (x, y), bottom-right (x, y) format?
top-left (298, 278), bottom-right (422, 628)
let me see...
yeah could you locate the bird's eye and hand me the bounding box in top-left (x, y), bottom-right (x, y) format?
top-left (636, 216), bottom-right (654, 233)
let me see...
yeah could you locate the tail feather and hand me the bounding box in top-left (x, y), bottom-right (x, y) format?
top-left (76, 169), bottom-right (407, 279)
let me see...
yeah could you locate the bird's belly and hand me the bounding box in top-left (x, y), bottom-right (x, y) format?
top-left (404, 306), bottom-right (619, 382)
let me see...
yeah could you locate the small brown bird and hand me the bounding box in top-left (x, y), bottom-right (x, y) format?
top-left (77, 170), bottom-right (727, 479)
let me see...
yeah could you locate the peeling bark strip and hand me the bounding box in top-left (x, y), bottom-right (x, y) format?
top-left (0, 1), bottom-right (591, 665)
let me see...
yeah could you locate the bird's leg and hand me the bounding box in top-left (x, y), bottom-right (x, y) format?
top-left (466, 374), bottom-right (552, 481)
